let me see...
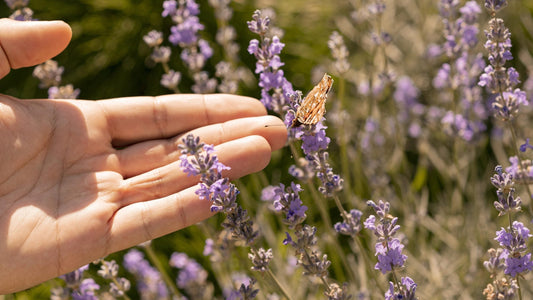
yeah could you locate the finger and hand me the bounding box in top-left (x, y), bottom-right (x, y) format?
top-left (116, 115), bottom-right (287, 177)
top-left (108, 135), bottom-right (272, 251)
top-left (98, 94), bottom-right (267, 146)
top-left (118, 135), bottom-right (272, 207)
top-left (0, 19), bottom-right (72, 79)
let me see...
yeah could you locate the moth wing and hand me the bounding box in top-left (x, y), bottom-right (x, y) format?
top-left (301, 91), bottom-right (327, 125)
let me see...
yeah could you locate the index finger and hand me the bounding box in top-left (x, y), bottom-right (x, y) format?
top-left (98, 94), bottom-right (267, 146)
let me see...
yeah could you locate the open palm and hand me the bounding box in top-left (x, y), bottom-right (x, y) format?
top-left (0, 19), bottom-right (287, 293)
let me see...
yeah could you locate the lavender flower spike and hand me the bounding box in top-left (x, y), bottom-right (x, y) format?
top-left (365, 200), bottom-right (416, 298)
top-left (478, 3), bottom-right (529, 121)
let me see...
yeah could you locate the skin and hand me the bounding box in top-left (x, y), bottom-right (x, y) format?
top-left (0, 19), bottom-right (287, 293)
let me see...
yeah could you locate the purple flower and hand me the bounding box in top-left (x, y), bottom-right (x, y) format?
top-left (520, 138), bottom-right (533, 153)
top-left (260, 185), bottom-right (278, 202)
top-left (374, 238), bottom-right (408, 274)
top-left (363, 215), bottom-right (376, 232)
top-left (271, 182), bottom-right (307, 228)
top-left (460, 1), bottom-right (482, 24)
top-left (248, 11), bottom-right (294, 113)
top-left (33, 60), bottom-right (64, 88)
top-left (484, 0), bottom-right (508, 14)
top-left (328, 31), bottom-right (350, 74)
top-left (198, 39), bottom-right (213, 59)
top-left (192, 71), bottom-right (217, 93)
top-left (297, 123), bottom-right (331, 155)
top-left (48, 85), bottom-right (80, 99)
top-left (385, 277), bottom-right (417, 300)
top-left (282, 231), bottom-right (294, 246)
top-left (143, 30), bottom-right (164, 47)
top-left (160, 70), bottom-right (181, 90)
top-left (5, 0), bottom-right (29, 10)
top-left (180, 154), bottom-right (199, 176)
top-left (203, 238), bottom-right (214, 256)
top-left (484, 248), bottom-right (508, 274)
top-left (162, 0), bottom-right (177, 17)
top-left (479, 13), bottom-right (528, 121)
top-left (170, 252), bottom-right (208, 289)
top-left (334, 209), bottom-right (363, 236)
top-left (123, 249), bottom-right (168, 298)
top-left (394, 76), bottom-right (419, 107)
top-left (97, 260), bottom-right (119, 279)
top-left (247, 9), bottom-right (270, 35)
top-left (505, 253), bottom-right (533, 277)
top-left (71, 278), bottom-right (100, 300)
top-left (169, 17), bottom-right (204, 46)
top-left (286, 197), bottom-right (308, 223)
top-left (61, 265), bottom-right (89, 288)
top-left (150, 46), bottom-right (171, 64)
top-left (249, 248), bottom-right (273, 272)
top-left (258, 70), bottom-right (285, 90)
top-left (210, 178), bottom-right (230, 200)
top-left (365, 200), bottom-right (409, 277)
top-left (367, 200), bottom-right (390, 219)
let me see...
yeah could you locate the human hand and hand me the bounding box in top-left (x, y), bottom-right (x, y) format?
top-left (0, 19), bottom-right (287, 293)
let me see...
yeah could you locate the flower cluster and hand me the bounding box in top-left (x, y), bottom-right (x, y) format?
top-left (179, 134), bottom-right (258, 246)
top-left (484, 165), bottom-right (533, 297)
top-left (247, 9), bottom-right (294, 114)
top-left (364, 200), bottom-right (416, 299)
top-left (334, 208), bottom-right (363, 237)
top-left (263, 182), bottom-right (350, 299)
top-left (52, 259), bottom-right (132, 299)
top-left (225, 275), bottom-right (259, 300)
top-left (494, 221), bottom-right (533, 277)
top-left (143, 29), bottom-right (180, 91)
top-left (248, 247), bottom-right (273, 272)
top-left (490, 165), bottom-right (521, 215)
top-left (32, 60), bottom-right (80, 99)
top-left (160, 0), bottom-right (216, 93)
top-left (208, 0), bottom-right (248, 94)
top-left (263, 182), bottom-right (308, 229)
top-left (505, 156), bottom-right (533, 185)
top-left (123, 249), bottom-right (169, 299)
top-left (327, 31), bottom-right (350, 76)
top-left (364, 200), bottom-right (406, 274)
top-left (483, 249), bottom-right (519, 299)
top-left (287, 93), bottom-right (344, 197)
top-left (95, 260), bottom-right (131, 298)
top-left (170, 252), bottom-right (213, 298)
top-left (5, 0), bottom-right (33, 20)
top-left (283, 224), bottom-right (331, 279)
top-left (385, 277), bottom-right (417, 300)
top-left (51, 265), bottom-right (100, 300)
top-left (433, 0), bottom-right (487, 141)
top-left (478, 0), bottom-right (529, 121)
top-left (393, 76), bottom-right (424, 139)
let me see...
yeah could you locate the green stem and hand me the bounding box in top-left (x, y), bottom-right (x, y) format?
top-left (353, 236), bottom-right (385, 295)
top-left (333, 194), bottom-right (349, 219)
top-left (516, 275), bottom-right (523, 300)
top-left (110, 277), bottom-right (132, 300)
top-left (266, 268), bottom-right (294, 300)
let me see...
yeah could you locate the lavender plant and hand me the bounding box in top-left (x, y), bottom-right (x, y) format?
top-left (6, 0), bottom-right (533, 298)
top-left (364, 200), bottom-right (417, 299)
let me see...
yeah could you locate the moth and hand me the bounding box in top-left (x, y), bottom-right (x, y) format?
top-left (291, 73), bottom-right (333, 127)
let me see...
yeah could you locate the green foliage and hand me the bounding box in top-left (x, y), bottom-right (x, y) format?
top-left (3, 0), bottom-right (533, 299)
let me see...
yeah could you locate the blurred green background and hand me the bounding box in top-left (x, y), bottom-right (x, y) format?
top-left (0, 0), bottom-right (340, 100)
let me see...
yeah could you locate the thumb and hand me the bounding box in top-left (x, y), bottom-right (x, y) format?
top-left (0, 18), bottom-right (72, 79)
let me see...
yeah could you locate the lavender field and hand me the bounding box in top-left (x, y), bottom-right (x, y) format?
top-left (2, 0), bottom-right (533, 299)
